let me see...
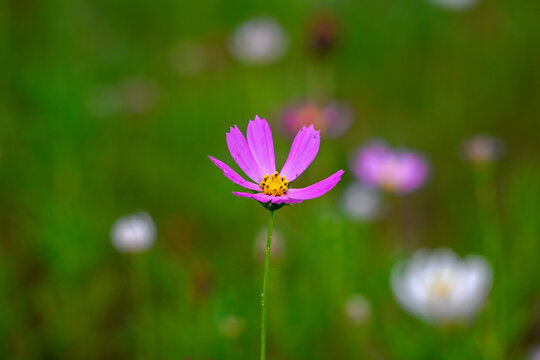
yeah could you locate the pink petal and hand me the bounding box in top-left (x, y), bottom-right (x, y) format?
top-left (271, 196), bottom-right (303, 204)
top-left (226, 125), bottom-right (265, 182)
top-left (208, 156), bottom-right (261, 191)
top-left (287, 170), bottom-right (344, 200)
top-left (233, 192), bottom-right (303, 204)
top-left (233, 191), bottom-right (274, 203)
top-left (353, 142), bottom-right (392, 187)
top-left (280, 125), bottom-right (320, 182)
top-left (247, 115), bottom-right (276, 175)
top-left (395, 153), bottom-right (429, 193)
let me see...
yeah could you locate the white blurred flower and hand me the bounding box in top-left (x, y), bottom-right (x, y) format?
top-left (341, 182), bottom-right (384, 221)
top-left (344, 294), bottom-right (371, 325)
top-left (462, 134), bottom-right (505, 165)
top-left (391, 248), bottom-right (492, 325)
top-left (428, 0), bottom-right (480, 11)
top-left (254, 227), bottom-right (285, 262)
top-left (218, 315), bottom-right (246, 339)
top-left (527, 345), bottom-right (540, 360)
top-left (111, 211), bottom-right (156, 253)
top-left (229, 16), bottom-right (288, 65)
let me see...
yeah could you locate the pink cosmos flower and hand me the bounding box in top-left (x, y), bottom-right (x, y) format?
top-left (352, 141), bottom-right (429, 194)
top-left (209, 115), bottom-right (344, 208)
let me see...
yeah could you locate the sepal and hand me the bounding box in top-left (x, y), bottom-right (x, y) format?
top-left (259, 201), bottom-right (285, 211)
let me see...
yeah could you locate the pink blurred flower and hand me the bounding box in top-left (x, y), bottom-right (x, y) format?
top-left (352, 141), bottom-right (429, 194)
top-left (209, 115), bottom-right (344, 209)
top-left (282, 101), bottom-right (353, 139)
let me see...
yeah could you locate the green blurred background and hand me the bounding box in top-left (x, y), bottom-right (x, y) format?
top-left (1, 0), bottom-right (540, 359)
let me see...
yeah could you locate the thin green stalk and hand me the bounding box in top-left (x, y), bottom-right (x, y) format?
top-left (473, 165), bottom-right (504, 360)
top-left (260, 210), bottom-right (275, 360)
top-left (129, 255), bottom-right (156, 360)
top-left (306, 60), bottom-right (335, 102)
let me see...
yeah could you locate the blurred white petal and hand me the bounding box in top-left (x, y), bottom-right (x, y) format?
top-left (527, 345), bottom-right (540, 360)
top-left (462, 134), bottom-right (505, 165)
top-left (229, 16), bottom-right (288, 65)
top-left (341, 182), bottom-right (384, 221)
top-left (391, 248), bottom-right (492, 325)
top-left (111, 211), bottom-right (157, 253)
top-left (428, 0), bottom-right (480, 11)
top-left (344, 294), bottom-right (371, 325)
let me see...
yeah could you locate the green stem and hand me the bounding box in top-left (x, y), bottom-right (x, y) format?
top-left (129, 256), bottom-right (156, 360)
top-left (473, 165), bottom-right (504, 359)
top-left (306, 59), bottom-right (335, 102)
top-left (260, 210), bottom-right (275, 360)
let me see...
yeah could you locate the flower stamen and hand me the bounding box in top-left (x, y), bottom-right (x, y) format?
top-left (259, 171), bottom-right (289, 196)
top-left (429, 281), bottom-right (451, 299)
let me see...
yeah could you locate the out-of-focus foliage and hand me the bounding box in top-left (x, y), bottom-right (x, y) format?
top-left (1, 0), bottom-right (539, 359)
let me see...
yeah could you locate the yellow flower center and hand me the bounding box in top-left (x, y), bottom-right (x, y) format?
top-left (431, 283), bottom-right (450, 298)
top-left (380, 179), bottom-right (398, 192)
top-left (429, 280), bottom-right (452, 299)
top-left (259, 172), bottom-right (289, 196)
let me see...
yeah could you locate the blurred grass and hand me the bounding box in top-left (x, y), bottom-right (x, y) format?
top-left (1, 0), bottom-right (540, 359)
